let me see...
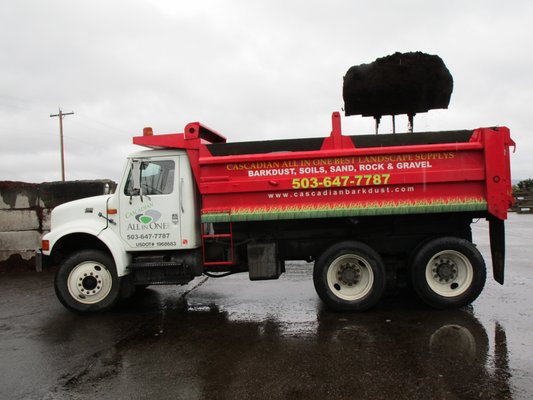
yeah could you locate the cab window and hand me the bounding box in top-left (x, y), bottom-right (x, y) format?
top-left (124, 160), bottom-right (175, 196)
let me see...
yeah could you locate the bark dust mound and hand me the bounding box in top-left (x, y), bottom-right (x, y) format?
top-left (343, 52), bottom-right (453, 117)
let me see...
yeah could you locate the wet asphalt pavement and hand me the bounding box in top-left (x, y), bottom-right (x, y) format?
top-left (1, 213), bottom-right (532, 400)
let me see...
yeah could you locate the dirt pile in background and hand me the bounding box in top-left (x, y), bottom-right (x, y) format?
top-left (343, 52), bottom-right (453, 117)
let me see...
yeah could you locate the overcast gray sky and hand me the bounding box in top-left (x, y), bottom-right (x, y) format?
top-left (1, 0), bottom-right (531, 183)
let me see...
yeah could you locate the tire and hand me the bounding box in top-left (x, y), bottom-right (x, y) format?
top-left (410, 237), bottom-right (486, 309)
top-left (313, 241), bottom-right (386, 311)
top-left (54, 249), bottom-right (121, 313)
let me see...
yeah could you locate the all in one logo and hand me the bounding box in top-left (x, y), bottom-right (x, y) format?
top-left (127, 209), bottom-right (169, 231)
top-left (135, 209), bottom-right (162, 224)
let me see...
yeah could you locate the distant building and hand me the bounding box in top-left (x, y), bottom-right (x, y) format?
top-left (511, 189), bottom-right (533, 214)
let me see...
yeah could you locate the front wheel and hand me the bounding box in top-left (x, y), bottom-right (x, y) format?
top-left (410, 237), bottom-right (486, 309)
top-left (313, 241), bottom-right (386, 311)
top-left (55, 250), bottom-right (121, 313)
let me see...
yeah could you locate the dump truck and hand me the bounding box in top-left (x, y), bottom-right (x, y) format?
top-left (39, 112), bottom-right (514, 312)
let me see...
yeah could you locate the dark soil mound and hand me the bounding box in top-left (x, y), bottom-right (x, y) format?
top-left (343, 52), bottom-right (453, 117)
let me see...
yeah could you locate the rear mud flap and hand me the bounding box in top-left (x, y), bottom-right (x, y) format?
top-left (489, 218), bottom-right (505, 285)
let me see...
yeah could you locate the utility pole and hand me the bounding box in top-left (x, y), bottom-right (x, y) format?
top-left (50, 108), bottom-right (74, 181)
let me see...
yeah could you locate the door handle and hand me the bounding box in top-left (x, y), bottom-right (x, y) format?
top-left (180, 178), bottom-right (185, 213)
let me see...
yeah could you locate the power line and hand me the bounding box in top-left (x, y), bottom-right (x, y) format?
top-left (50, 107), bottom-right (74, 181)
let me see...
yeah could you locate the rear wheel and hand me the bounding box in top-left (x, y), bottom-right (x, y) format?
top-left (313, 241), bottom-right (386, 311)
top-left (411, 237), bottom-right (486, 309)
top-left (55, 250), bottom-right (121, 313)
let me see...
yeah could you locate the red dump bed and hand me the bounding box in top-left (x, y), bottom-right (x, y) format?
top-left (134, 112), bottom-right (514, 223)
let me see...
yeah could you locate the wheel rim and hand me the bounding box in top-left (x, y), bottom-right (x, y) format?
top-left (326, 254), bottom-right (374, 301)
top-left (67, 261), bottom-right (113, 304)
top-left (425, 250), bottom-right (473, 297)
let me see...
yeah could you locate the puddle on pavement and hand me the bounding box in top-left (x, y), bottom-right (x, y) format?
top-left (45, 285), bottom-right (516, 400)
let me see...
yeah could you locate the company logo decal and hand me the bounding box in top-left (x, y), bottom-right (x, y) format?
top-left (135, 209), bottom-right (162, 224)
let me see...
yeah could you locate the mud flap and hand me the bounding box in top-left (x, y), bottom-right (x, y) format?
top-left (489, 218), bottom-right (505, 285)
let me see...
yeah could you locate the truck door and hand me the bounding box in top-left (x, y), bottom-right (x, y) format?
top-left (119, 156), bottom-right (182, 251)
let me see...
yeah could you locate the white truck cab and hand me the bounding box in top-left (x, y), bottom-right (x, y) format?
top-left (41, 149), bottom-right (203, 312)
top-left (109, 149), bottom-right (201, 258)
